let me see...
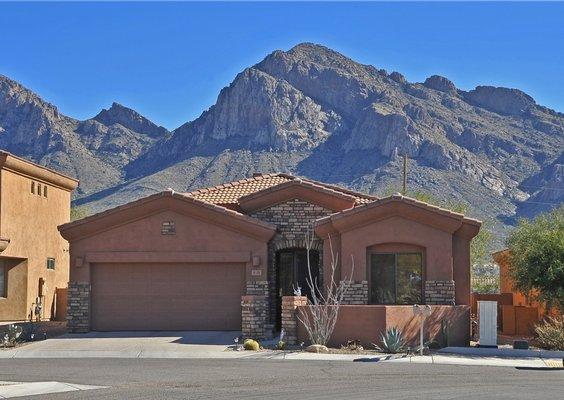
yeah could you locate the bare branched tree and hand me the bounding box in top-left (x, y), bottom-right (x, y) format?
top-left (297, 230), bottom-right (354, 346)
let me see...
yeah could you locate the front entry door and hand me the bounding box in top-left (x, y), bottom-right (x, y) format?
top-left (276, 249), bottom-right (319, 329)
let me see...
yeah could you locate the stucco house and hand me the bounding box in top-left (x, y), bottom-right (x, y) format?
top-left (59, 173), bottom-right (481, 345)
top-left (0, 151), bottom-right (78, 322)
top-left (491, 249), bottom-right (548, 336)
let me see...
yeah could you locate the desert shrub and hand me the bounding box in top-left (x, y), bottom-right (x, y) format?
top-left (534, 316), bottom-right (564, 350)
top-left (243, 339), bottom-right (260, 351)
top-left (341, 339), bottom-right (363, 351)
top-left (276, 340), bottom-right (286, 350)
top-left (373, 327), bottom-right (407, 354)
top-left (1, 324), bottom-right (23, 347)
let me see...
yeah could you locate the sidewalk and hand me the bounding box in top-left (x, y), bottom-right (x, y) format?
top-left (2, 334), bottom-right (562, 369)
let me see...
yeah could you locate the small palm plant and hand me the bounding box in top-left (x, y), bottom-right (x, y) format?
top-left (373, 327), bottom-right (407, 354)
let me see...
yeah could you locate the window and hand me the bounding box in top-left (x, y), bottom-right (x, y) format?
top-left (369, 253), bottom-right (422, 305)
top-left (47, 258), bottom-right (55, 270)
top-left (0, 261), bottom-right (6, 297)
top-left (43, 185), bottom-right (48, 197)
top-left (31, 181), bottom-right (35, 194)
top-left (37, 183), bottom-right (42, 196)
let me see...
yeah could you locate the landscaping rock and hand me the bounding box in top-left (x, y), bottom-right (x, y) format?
top-left (306, 344), bottom-right (329, 353)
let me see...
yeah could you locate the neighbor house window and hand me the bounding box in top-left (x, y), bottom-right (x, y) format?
top-left (369, 253), bottom-right (422, 305)
top-left (0, 261), bottom-right (6, 297)
top-left (31, 181), bottom-right (35, 194)
top-left (43, 185), bottom-right (48, 197)
top-left (46, 258), bottom-right (55, 270)
top-left (37, 183), bottom-right (42, 196)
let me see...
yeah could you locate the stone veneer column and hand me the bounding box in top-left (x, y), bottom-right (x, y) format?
top-left (246, 281), bottom-right (269, 296)
top-left (250, 199), bottom-right (331, 326)
top-left (425, 280), bottom-right (456, 305)
top-left (241, 295), bottom-right (268, 339)
top-left (67, 282), bottom-right (90, 333)
top-left (281, 296), bottom-right (308, 344)
top-left (341, 280), bottom-right (369, 305)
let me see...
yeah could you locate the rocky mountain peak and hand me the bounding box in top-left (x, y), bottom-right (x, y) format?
top-left (423, 75), bottom-right (457, 93)
top-left (1, 44), bottom-right (562, 240)
top-left (463, 86), bottom-right (537, 116)
top-left (93, 102), bottom-right (168, 137)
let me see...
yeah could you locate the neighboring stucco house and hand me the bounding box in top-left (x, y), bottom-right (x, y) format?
top-left (0, 151), bottom-right (78, 322)
top-left (492, 249), bottom-right (546, 336)
top-left (59, 173), bottom-right (481, 345)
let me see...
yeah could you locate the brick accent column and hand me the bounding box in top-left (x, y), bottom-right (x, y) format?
top-left (281, 296), bottom-right (308, 344)
top-left (241, 295), bottom-right (268, 339)
top-left (425, 280), bottom-right (456, 305)
top-left (67, 282), bottom-right (90, 333)
top-left (341, 280), bottom-right (369, 305)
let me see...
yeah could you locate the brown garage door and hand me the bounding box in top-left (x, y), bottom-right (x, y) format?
top-left (91, 262), bottom-right (245, 331)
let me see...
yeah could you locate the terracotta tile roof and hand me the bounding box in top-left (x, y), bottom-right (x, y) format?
top-left (186, 173), bottom-right (375, 208)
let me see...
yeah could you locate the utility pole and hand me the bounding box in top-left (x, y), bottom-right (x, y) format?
top-left (402, 154), bottom-right (407, 195)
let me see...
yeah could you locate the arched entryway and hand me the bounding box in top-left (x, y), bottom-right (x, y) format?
top-left (275, 248), bottom-right (320, 329)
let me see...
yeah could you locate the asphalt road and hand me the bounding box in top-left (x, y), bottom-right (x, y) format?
top-left (1, 359), bottom-right (563, 399)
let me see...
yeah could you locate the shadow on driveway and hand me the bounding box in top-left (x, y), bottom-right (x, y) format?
top-left (58, 330), bottom-right (241, 345)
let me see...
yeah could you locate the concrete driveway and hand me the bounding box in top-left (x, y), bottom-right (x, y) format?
top-left (0, 331), bottom-right (245, 359)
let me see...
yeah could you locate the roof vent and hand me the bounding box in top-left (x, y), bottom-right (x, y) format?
top-left (252, 173), bottom-right (263, 178)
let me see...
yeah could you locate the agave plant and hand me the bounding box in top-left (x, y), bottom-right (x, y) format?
top-left (373, 327), bottom-right (407, 354)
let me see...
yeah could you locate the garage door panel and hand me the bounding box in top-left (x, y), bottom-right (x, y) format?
top-left (91, 262), bottom-right (245, 331)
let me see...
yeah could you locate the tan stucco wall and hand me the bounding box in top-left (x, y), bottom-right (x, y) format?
top-left (0, 167), bottom-right (73, 321)
top-left (68, 209), bottom-right (270, 285)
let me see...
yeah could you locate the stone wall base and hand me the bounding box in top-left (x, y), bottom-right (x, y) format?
top-left (241, 295), bottom-right (268, 339)
top-left (67, 282), bottom-right (90, 333)
top-left (425, 280), bottom-right (456, 305)
top-left (341, 280), bottom-right (369, 305)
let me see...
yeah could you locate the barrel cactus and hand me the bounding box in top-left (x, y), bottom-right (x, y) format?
top-left (243, 339), bottom-right (260, 351)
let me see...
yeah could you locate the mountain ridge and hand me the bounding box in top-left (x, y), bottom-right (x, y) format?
top-left (0, 43), bottom-right (562, 241)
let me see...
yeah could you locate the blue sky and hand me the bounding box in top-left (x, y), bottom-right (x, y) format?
top-left (1, 2), bottom-right (563, 130)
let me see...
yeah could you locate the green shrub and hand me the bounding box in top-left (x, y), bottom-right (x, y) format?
top-left (243, 339), bottom-right (260, 351)
top-left (276, 340), bottom-right (286, 350)
top-left (373, 327), bottom-right (407, 354)
top-left (534, 316), bottom-right (564, 350)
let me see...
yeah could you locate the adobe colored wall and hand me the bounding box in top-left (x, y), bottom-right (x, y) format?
top-left (338, 216), bottom-right (454, 282)
top-left (297, 305), bottom-right (471, 347)
top-left (0, 163), bottom-right (75, 321)
top-left (67, 207), bottom-right (270, 285)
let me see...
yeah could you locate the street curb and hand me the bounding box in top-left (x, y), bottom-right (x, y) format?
top-left (439, 347), bottom-right (564, 359)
